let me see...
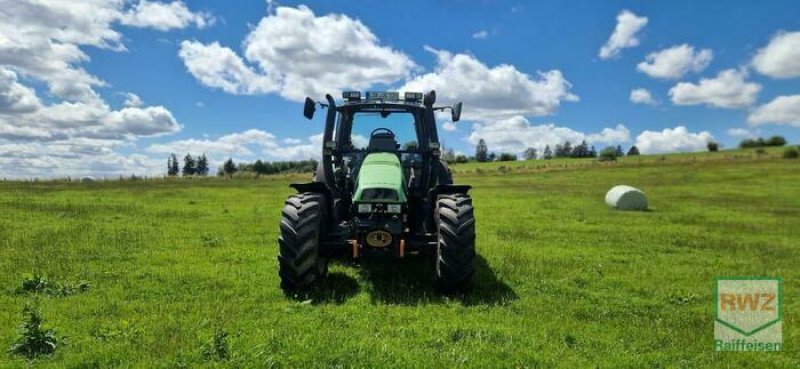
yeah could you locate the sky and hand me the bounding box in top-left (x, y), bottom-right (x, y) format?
top-left (1, 0), bottom-right (800, 178)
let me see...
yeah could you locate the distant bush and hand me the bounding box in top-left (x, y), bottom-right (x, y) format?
top-left (767, 136), bottom-right (787, 146)
top-left (497, 153), bottom-right (517, 161)
top-left (597, 147), bottom-right (618, 162)
top-left (784, 147), bottom-right (800, 159)
top-left (755, 148), bottom-right (767, 155)
top-left (454, 155), bottom-right (469, 164)
top-left (740, 135), bottom-right (787, 148)
top-left (7, 305), bottom-right (59, 359)
top-left (707, 141), bottom-right (719, 152)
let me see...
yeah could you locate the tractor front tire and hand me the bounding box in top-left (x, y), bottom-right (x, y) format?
top-left (278, 192), bottom-right (328, 292)
top-left (434, 193), bottom-right (476, 292)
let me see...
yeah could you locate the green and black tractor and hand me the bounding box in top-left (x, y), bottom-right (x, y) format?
top-left (278, 90), bottom-right (475, 292)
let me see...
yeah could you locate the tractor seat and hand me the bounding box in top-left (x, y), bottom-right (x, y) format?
top-left (367, 128), bottom-right (399, 152)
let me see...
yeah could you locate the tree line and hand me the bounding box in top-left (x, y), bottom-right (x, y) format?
top-left (218, 158), bottom-right (319, 177)
top-left (166, 155), bottom-right (318, 178)
top-left (441, 139), bottom-right (641, 164)
top-left (738, 136), bottom-right (786, 148)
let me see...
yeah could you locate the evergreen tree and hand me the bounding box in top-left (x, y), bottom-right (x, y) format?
top-left (264, 161), bottom-right (276, 174)
top-left (253, 160), bottom-right (268, 176)
top-left (589, 146), bottom-right (597, 157)
top-left (554, 144), bottom-right (564, 158)
top-left (167, 155), bottom-right (176, 176)
top-left (182, 153), bottom-right (196, 176)
top-left (169, 154), bottom-right (179, 176)
top-left (627, 145), bottom-right (640, 156)
top-left (543, 145), bottom-right (553, 159)
top-left (488, 152), bottom-right (497, 162)
top-left (572, 140), bottom-right (589, 158)
top-left (196, 154), bottom-right (209, 176)
top-left (223, 158), bottom-right (237, 178)
top-left (475, 138), bottom-right (489, 162)
top-left (615, 145), bottom-right (624, 157)
top-left (523, 147), bottom-right (538, 160)
top-left (562, 141), bottom-right (573, 158)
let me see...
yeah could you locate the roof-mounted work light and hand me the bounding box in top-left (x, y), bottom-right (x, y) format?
top-left (404, 92), bottom-right (423, 102)
top-left (342, 91), bottom-right (361, 102)
top-left (366, 91), bottom-right (399, 101)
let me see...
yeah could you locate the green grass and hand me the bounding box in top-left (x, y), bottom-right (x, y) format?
top-left (0, 150), bottom-right (797, 367)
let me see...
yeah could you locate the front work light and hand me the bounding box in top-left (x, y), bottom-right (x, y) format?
top-left (342, 91), bottom-right (361, 101)
top-left (404, 92), bottom-right (423, 102)
top-left (366, 91), bottom-right (400, 101)
top-left (387, 204), bottom-right (402, 214)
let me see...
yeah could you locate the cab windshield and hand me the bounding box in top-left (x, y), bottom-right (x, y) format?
top-left (350, 112), bottom-right (418, 150)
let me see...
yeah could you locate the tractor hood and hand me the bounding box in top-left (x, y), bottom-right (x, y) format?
top-left (353, 152), bottom-right (407, 203)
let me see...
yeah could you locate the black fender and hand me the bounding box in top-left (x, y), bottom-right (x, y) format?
top-left (427, 184), bottom-right (472, 206)
top-left (289, 181), bottom-right (333, 214)
top-left (290, 181), bottom-right (331, 196)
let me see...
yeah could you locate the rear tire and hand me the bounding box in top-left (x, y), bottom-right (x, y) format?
top-left (434, 193), bottom-right (476, 292)
top-left (278, 193), bottom-right (328, 291)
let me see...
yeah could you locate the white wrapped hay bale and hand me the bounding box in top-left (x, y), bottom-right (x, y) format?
top-left (605, 185), bottom-right (648, 210)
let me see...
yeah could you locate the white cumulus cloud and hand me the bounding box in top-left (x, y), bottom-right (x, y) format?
top-left (637, 44), bottom-right (713, 79)
top-left (467, 116), bottom-right (629, 155)
top-left (669, 69), bottom-right (761, 108)
top-left (146, 129), bottom-right (330, 164)
top-left (747, 95), bottom-right (800, 127)
top-left (121, 0), bottom-right (214, 31)
top-left (0, 1), bottom-right (210, 178)
top-left (0, 0), bottom-right (211, 104)
top-left (472, 30), bottom-right (489, 39)
top-left (179, 5), bottom-right (415, 101)
top-left (0, 69), bottom-right (42, 113)
top-left (123, 92), bottom-right (143, 108)
top-left (634, 126), bottom-right (714, 154)
top-left (726, 128), bottom-right (755, 139)
top-left (179, 41), bottom-right (278, 95)
top-left (599, 10), bottom-right (648, 59)
top-left (403, 47), bottom-right (578, 122)
top-left (751, 31), bottom-right (800, 78)
top-left (630, 88), bottom-right (656, 105)
top-left (0, 67), bottom-right (180, 141)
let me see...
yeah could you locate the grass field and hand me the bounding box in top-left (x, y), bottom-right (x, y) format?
top-left (0, 149), bottom-right (797, 368)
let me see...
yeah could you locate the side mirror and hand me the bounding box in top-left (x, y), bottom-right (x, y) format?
top-left (451, 102), bottom-right (463, 122)
top-left (303, 97), bottom-right (316, 120)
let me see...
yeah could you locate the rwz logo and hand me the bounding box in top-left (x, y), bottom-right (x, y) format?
top-left (718, 292), bottom-right (777, 312)
top-left (713, 277), bottom-right (782, 352)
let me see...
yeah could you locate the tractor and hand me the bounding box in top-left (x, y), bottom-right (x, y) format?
top-left (278, 90), bottom-right (475, 293)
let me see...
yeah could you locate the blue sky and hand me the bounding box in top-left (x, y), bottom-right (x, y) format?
top-left (1, 0), bottom-right (800, 178)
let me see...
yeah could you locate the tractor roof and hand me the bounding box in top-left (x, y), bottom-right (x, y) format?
top-left (337, 91), bottom-right (425, 112)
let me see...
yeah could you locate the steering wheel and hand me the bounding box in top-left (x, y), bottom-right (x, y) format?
top-left (370, 128), bottom-right (395, 138)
